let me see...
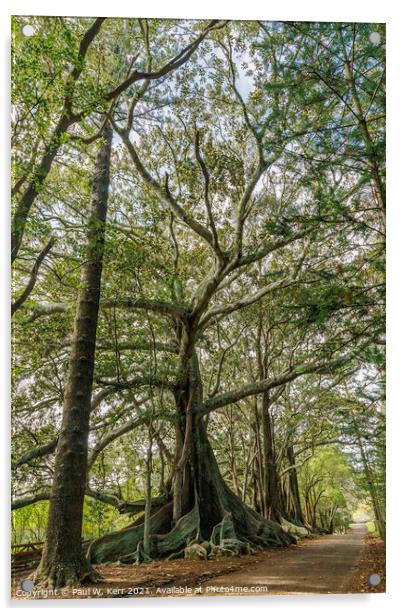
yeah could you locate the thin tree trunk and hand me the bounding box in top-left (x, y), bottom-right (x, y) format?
top-left (35, 126), bottom-right (113, 588)
top-left (261, 392), bottom-right (283, 521)
top-left (143, 430), bottom-right (153, 558)
top-left (286, 445), bottom-right (305, 525)
top-left (228, 407), bottom-right (242, 498)
top-left (252, 399), bottom-right (265, 514)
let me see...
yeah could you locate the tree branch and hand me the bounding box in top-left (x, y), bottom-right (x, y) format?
top-left (96, 340), bottom-right (178, 354)
top-left (12, 491), bottom-right (51, 510)
top-left (194, 128), bottom-right (223, 259)
top-left (11, 18), bottom-right (106, 263)
top-left (29, 296), bottom-right (188, 321)
top-left (105, 20), bottom-right (226, 100)
top-left (199, 277), bottom-right (291, 329)
top-left (11, 487), bottom-right (168, 513)
top-left (113, 124), bottom-right (215, 248)
top-left (238, 227), bottom-right (316, 267)
top-left (88, 411), bottom-right (174, 469)
top-left (12, 237), bottom-right (56, 316)
top-left (12, 438), bottom-right (58, 469)
top-left (197, 354), bottom-right (354, 416)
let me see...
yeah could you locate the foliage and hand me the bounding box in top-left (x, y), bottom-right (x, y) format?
top-left (11, 17), bottom-right (385, 549)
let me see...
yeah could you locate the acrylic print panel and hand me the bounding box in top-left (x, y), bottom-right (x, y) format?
top-left (11, 15), bottom-right (385, 599)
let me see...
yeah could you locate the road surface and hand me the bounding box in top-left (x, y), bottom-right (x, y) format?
top-left (200, 523), bottom-right (366, 595)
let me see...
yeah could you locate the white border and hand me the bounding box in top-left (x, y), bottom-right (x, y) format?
top-left (1, 1), bottom-right (401, 614)
top-left (0, 0), bottom-right (392, 21)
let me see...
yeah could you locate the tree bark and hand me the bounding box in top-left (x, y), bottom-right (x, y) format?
top-left (286, 445), bottom-right (305, 525)
top-left (261, 392), bottom-right (284, 522)
top-left (34, 126), bottom-right (113, 588)
top-left (143, 431), bottom-right (153, 559)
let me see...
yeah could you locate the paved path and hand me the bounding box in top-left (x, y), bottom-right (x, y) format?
top-left (200, 523), bottom-right (367, 595)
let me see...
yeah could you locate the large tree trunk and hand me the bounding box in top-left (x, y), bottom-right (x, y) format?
top-left (89, 352), bottom-right (293, 565)
top-left (34, 127), bottom-right (113, 588)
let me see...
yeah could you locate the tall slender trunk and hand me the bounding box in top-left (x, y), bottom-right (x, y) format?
top-left (254, 322), bottom-right (285, 522)
top-left (228, 409), bottom-right (242, 498)
top-left (261, 392), bottom-right (283, 522)
top-left (286, 445), bottom-right (305, 525)
top-left (328, 504), bottom-right (338, 534)
top-left (35, 127), bottom-right (113, 588)
top-left (252, 399), bottom-right (265, 514)
top-left (304, 490), bottom-right (312, 527)
top-left (143, 430), bottom-right (153, 558)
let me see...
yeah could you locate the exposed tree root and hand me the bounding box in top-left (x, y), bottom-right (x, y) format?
top-left (280, 517), bottom-right (311, 538)
top-left (88, 495), bottom-right (294, 565)
top-left (88, 410), bottom-right (295, 565)
top-left (88, 502), bottom-right (173, 564)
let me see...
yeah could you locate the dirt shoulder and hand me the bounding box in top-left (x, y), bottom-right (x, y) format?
top-left (346, 534), bottom-right (386, 593)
